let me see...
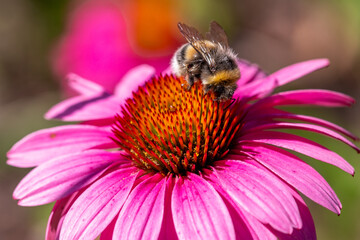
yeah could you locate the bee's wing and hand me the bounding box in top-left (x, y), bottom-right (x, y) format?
top-left (206, 21), bottom-right (229, 48)
top-left (177, 22), bottom-right (216, 70)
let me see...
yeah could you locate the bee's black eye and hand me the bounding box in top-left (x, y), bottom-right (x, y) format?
top-left (187, 63), bottom-right (194, 69)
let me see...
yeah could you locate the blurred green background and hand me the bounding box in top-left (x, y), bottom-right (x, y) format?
top-left (0, 0), bottom-right (359, 239)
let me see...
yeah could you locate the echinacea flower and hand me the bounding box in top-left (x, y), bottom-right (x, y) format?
top-left (53, 0), bottom-right (181, 95)
top-left (8, 59), bottom-right (359, 239)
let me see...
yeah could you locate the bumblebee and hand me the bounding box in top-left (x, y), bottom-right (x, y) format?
top-left (171, 21), bottom-right (240, 101)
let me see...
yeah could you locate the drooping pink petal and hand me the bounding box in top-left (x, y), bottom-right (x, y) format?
top-left (239, 143), bottom-right (342, 214)
top-left (172, 173), bottom-right (235, 240)
top-left (45, 92), bottom-right (121, 121)
top-left (240, 130), bottom-right (354, 174)
top-left (267, 58), bottom-right (330, 86)
top-left (60, 167), bottom-right (139, 240)
top-left (7, 125), bottom-right (116, 167)
top-left (13, 150), bottom-right (124, 206)
top-left (208, 160), bottom-right (301, 234)
top-left (46, 191), bottom-right (83, 240)
top-left (243, 122), bottom-right (360, 153)
top-left (113, 173), bottom-right (166, 239)
top-left (250, 89), bottom-right (355, 111)
top-left (245, 110), bottom-right (359, 141)
top-left (114, 64), bottom-right (155, 101)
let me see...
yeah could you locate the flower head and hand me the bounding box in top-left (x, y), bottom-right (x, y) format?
top-left (8, 59), bottom-right (359, 239)
top-left (112, 76), bottom-right (243, 175)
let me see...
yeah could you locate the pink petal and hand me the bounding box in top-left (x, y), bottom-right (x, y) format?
top-left (14, 150), bottom-right (124, 206)
top-left (251, 89), bottom-right (355, 110)
top-left (234, 75), bottom-right (278, 99)
top-left (283, 113), bottom-right (358, 140)
top-left (236, 59), bottom-right (267, 86)
top-left (233, 209), bottom-right (277, 240)
top-left (158, 176), bottom-right (178, 240)
top-left (223, 203), bottom-right (256, 240)
top-left (240, 131), bottom-right (354, 174)
top-left (45, 92), bottom-right (121, 121)
top-left (7, 125), bottom-right (116, 167)
top-left (172, 173), bottom-right (235, 240)
top-left (243, 122), bottom-right (360, 153)
top-left (268, 58), bottom-right (330, 86)
top-left (82, 118), bottom-right (115, 126)
top-left (210, 166), bottom-right (315, 240)
top-left (113, 173), bottom-right (166, 239)
top-left (208, 160), bottom-right (301, 234)
top-left (240, 143), bottom-right (342, 214)
top-left (217, 189), bottom-right (277, 240)
top-left (161, 66), bottom-right (172, 76)
top-left (60, 167), bottom-right (139, 240)
top-left (235, 59), bottom-right (331, 99)
top-left (246, 110), bottom-right (358, 141)
top-left (234, 60), bottom-right (275, 99)
top-left (81, 118), bottom-right (115, 132)
top-left (100, 218), bottom-right (117, 240)
top-left (46, 191), bottom-right (82, 240)
top-left (238, 162), bottom-right (316, 240)
top-left (242, 108), bottom-right (286, 130)
top-left (276, 188), bottom-right (316, 240)
top-left (67, 73), bottom-right (106, 96)
top-left (114, 64), bottom-right (155, 101)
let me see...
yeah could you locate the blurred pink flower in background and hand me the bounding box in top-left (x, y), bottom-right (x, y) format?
top-left (53, 0), bottom-right (181, 94)
top-left (8, 59), bottom-right (359, 239)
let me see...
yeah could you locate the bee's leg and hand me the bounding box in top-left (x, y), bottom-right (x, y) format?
top-left (225, 84), bottom-right (237, 100)
top-left (216, 84), bottom-right (237, 101)
top-left (203, 84), bottom-right (212, 95)
top-left (212, 84), bottom-right (225, 101)
top-left (185, 75), bottom-right (195, 90)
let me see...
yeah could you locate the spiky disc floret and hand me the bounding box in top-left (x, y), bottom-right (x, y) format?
top-left (112, 75), bottom-right (244, 175)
